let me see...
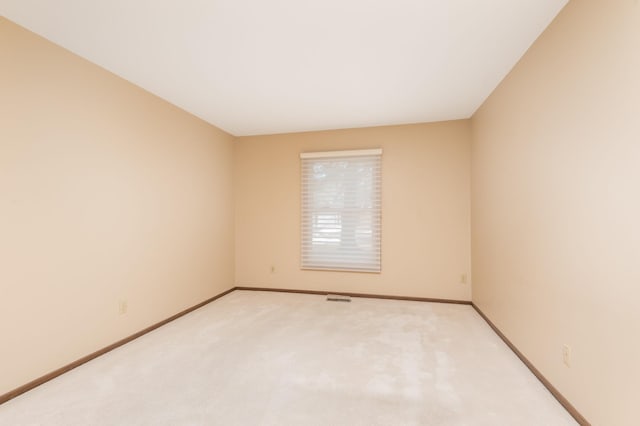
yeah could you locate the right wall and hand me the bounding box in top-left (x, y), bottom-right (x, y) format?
top-left (471, 1), bottom-right (639, 425)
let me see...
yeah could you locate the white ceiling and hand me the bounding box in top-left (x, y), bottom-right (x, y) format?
top-left (1, 0), bottom-right (567, 136)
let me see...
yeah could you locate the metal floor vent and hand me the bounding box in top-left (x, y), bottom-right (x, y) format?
top-left (326, 294), bottom-right (351, 302)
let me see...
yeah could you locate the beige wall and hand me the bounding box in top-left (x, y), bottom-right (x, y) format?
top-left (0, 18), bottom-right (235, 395)
top-left (471, 1), bottom-right (640, 425)
top-left (235, 122), bottom-right (471, 300)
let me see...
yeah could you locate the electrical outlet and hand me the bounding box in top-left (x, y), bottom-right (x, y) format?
top-left (118, 300), bottom-right (128, 315)
top-left (460, 273), bottom-right (467, 284)
top-left (562, 344), bottom-right (571, 367)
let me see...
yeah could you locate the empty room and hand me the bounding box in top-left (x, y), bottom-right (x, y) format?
top-left (0, 1), bottom-right (637, 425)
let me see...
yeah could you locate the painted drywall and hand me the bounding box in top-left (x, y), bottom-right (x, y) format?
top-left (471, 1), bottom-right (640, 425)
top-left (235, 122), bottom-right (471, 300)
top-left (0, 18), bottom-right (235, 395)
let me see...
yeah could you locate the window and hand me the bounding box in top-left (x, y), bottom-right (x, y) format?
top-left (300, 149), bottom-right (382, 272)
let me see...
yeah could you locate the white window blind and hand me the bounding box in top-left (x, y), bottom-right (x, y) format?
top-left (300, 149), bottom-right (382, 272)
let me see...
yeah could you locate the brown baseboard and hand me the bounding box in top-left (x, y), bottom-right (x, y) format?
top-left (471, 303), bottom-right (590, 426)
top-left (0, 287), bottom-right (236, 406)
top-left (235, 286), bottom-right (472, 305)
top-left (3, 286), bottom-right (585, 426)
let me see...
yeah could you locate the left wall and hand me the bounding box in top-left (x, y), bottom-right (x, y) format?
top-left (0, 18), bottom-right (235, 395)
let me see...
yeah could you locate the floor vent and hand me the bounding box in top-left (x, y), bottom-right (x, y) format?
top-left (326, 294), bottom-right (351, 302)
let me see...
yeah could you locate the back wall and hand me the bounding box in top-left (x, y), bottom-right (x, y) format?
top-left (234, 121), bottom-right (471, 300)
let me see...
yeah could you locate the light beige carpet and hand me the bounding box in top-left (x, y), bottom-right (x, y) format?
top-left (0, 290), bottom-right (576, 425)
